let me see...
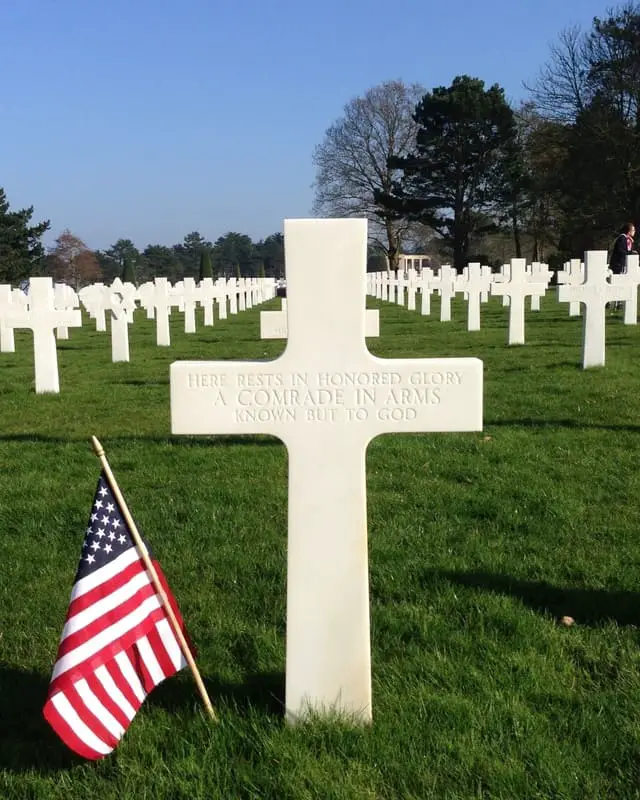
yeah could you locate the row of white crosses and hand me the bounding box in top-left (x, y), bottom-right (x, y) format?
top-left (368, 252), bottom-right (640, 368)
top-left (0, 275), bottom-right (277, 393)
top-left (367, 261), bottom-right (553, 341)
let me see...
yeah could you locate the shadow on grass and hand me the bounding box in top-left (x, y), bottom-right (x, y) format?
top-left (485, 418), bottom-right (640, 433)
top-left (0, 434), bottom-right (283, 448)
top-left (147, 670), bottom-right (285, 716)
top-left (0, 666), bottom-right (81, 774)
top-left (117, 378), bottom-right (170, 386)
top-left (0, 665), bottom-right (284, 775)
top-left (433, 569), bottom-right (640, 626)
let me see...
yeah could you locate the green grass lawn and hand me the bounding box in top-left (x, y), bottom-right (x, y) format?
top-left (2, 294), bottom-right (640, 799)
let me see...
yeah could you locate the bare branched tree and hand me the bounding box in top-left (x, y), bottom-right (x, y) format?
top-left (524, 25), bottom-right (590, 122)
top-left (311, 80), bottom-right (425, 268)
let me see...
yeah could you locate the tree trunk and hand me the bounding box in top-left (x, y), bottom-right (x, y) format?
top-left (386, 221), bottom-right (401, 270)
top-left (512, 204), bottom-right (522, 258)
top-left (454, 197), bottom-right (468, 271)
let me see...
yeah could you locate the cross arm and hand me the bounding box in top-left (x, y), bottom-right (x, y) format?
top-left (170, 355), bottom-right (483, 444)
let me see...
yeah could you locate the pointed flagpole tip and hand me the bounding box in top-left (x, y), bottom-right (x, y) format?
top-left (91, 436), bottom-right (105, 458)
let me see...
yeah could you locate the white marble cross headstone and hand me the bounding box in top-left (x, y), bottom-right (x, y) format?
top-left (110, 278), bottom-right (137, 322)
top-left (528, 262), bottom-right (552, 311)
top-left (558, 250), bottom-right (633, 368)
top-left (395, 270), bottom-right (408, 306)
top-left (490, 259), bottom-right (546, 345)
top-left (406, 269), bottom-right (418, 311)
top-left (457, 263), bottom-right (490, 331)
top-left (79, 283), bottom-right (108, 332)
top-left (420, 267), bottom-right (434, 315)
top-left (199, 278), bottom-right (216, 326)
top-left (3, 277), bottom-right (81, 392)
top-left (556, 259), bottom-right (583, 317)
top-left (610, 254), bottom-right (640, 325)
top-left (54, 283), bottom-right (79, 340)
top-left (430, 265), bottom-right (457, 322)
top-left (107, 290), bottom-right (136, 362)
top-left (215, 279), bottom-right (228, 320)
top-left (149, 278), bottom-right (177, 346)
top-left (227, 278), bottom-right (238, 314)
top-left (480, 266), bottom-right (492, 302)
top-left (170, 219), bottom-right (483, 722)
top-left (0, 285), bottom-right (16, 353)
top-left (493, 264), bottom-right (511, 306)
top-left (136, 281), bottom-right (156, 320)
top-left (178, 277), bottom-right (201, 334)
top-left (381, 272), bottom-right (389, 302)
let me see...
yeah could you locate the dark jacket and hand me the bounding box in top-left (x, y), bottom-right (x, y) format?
top-left (610, 233), bottom-right (634, 274)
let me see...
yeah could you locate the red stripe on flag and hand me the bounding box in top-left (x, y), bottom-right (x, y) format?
top-left (132, 639), bottom-right (157, 693)
top-left (66, 682), bottom-right (120, 751)
top-left (48, 605), bottom-right (167, 695)
top-left (43, 694), bottom-right (106, 761)
top-left (85, 672), bottom-right (130, 731)
top-left (146, 624), bottom-right (177, 679)
top-left (56, 582), bottom-right (157, 659)
top-left (105, 654), bottom-right (143, 713)
top-left (67, 559), bottom-right (147, 617)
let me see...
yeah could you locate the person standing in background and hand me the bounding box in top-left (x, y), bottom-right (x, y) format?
top-left (609, 222), bottom-right (636, 309)
top-left (610, 222), bottom-right (636, 274)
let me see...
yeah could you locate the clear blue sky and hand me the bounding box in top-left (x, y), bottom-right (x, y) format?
top-left (1, 0), bottom-right (608, 251)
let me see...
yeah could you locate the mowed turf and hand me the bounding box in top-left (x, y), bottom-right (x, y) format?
top-left (2, 293), bottom-right (640, 799)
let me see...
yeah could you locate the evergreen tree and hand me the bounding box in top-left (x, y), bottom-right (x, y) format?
top-left (258, 262), bottom-right (265, 278)
top-left (139, 244), bottom-right (181, 281)
top-left (121, 257), bottom-right (136, 285)
top-left (199, 248), bottom-right (213, 280)
top-left (377, 76), bottom-right (516, 268)
top-left (235, 263), bottom-right (241, 279)
top-left (0, 187), bottom-right (50, 283)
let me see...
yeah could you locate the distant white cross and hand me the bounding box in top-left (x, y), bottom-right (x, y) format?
top-left (456, 263), bottom-right (491, 331)
top-left (558, 250), bottom-right (633, 367)
top-left (0, 284), bottom-right (16, 353)
top-left (430, 265), bottom-right (457, 322)
top-left (420, 267), bottom-right (434, 315)
top-left (610, 254), bottom-right (640, 325)
top-left (3, 277), bottom-right (81, 392)
top-left (490, 259), bottom-right (546, 345)
top-left (556, 259), bottom-right (583, 317)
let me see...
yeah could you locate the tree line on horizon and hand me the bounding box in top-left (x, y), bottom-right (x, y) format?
top-left (313, 1), bottom-right (640, 270)
top-left (2, 0), bottom-right (640, 285)
top-left (0, 203), bottom-right (286, 288)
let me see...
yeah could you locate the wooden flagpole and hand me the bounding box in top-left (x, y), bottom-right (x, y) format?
top-left (90, 435), bottom-right (217, 722)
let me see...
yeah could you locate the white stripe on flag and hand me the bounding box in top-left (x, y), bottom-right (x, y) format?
top-left (62, 571), bottom-right (152, 640)
top-left (75, 678), bottom-right (125, 740)
top-left (95, 665), bottom-right (136, 721)
top-left (137, 635), bottom-right (165, 685)
top-left (70, 548), bottom-right (141, 601)
top-left (51, 691), bottom-right (112, 756)
top-left (156, 618), bottom-right (186, 671)
top-left (52, 594), bottom-right (162, 680)
top-left (115, 651), bottom-right (146, 703)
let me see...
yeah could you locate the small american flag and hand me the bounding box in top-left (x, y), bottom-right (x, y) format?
top-left (43, 472), bottom-right (189, 759)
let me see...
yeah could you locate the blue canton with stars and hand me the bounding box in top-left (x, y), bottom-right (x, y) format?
top-left (75, 474), bottom-right (152, 580)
